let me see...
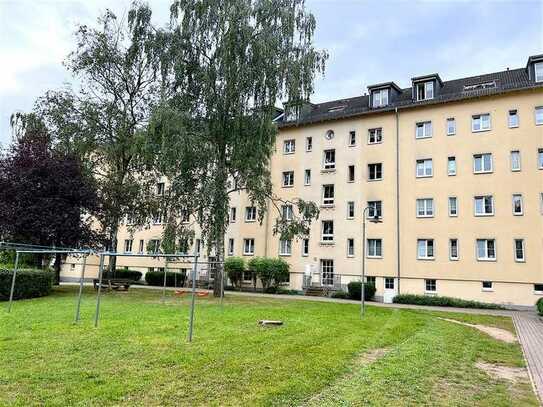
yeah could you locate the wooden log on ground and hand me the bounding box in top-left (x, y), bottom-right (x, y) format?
top-left (258, 320), bottom-right (283, 326)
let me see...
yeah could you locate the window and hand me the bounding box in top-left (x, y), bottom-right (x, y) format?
top-left (540, 192), bottom-right (543, 214)
top-left (243, 238), bottom-right (255, 255)
top-left (279, 239), bottom-right (292, 256)
top-left (153, 211), bottom-right (164, 224)
top-left (367, 200), bottom-right (382, 219)
top-left (368, 128), bottom-right (383, 144)
top-left (416, 121), bottom-right (432, 138)
top-left (510, 151), bottom-right (521, 171)
top-left (534, 284), bottom-right (543, 294)
top-left (512, 194), bottom-right (523, 215)
top-left (367, 239), bottom-right (382, 258)
top-left (305, 136), bottom-right (313, 152)
top-left (228, 238), bottom-right (234, 256)
top-left (366, 276), bottom-right (376, 285)
top-left (230, 207), bottom-right (237, 222)
top-left (425, 279), bottom-right (437, 293)
top-left (323, 149), bottom-right (336, 170)
top-left (156, 182), bottom-right (165, 196)
top-left (304, 169), bottom-right (311, 185)
top-left (148, 239), bottom-right (160, 254)
top-left (449, 239), bottom-right (459, 260)
top-left (473, 153), bottom-right (492, 173)
top-left (282, 171), bottom-right (294, 187)
top-left (347, 201), bottom-right (355, 219)
top-left (180, 209), bottom-right (190, 223)
top-left (321, 220), bottom-right (334, 242)
top-left (482, 281), bottom-right (493, 291)
top-left (477, 239), bottom-right (496, 261)
top-left (325, 129), bottom-right (335, 140)
top-left (348, 165), bottom-right (355, 182)
top-left (385, 277), bottom-right (395, 290)
top-left (474, 196), bottom-right (494, 216)
top-left (302, 238), bottom-right (309, 256)
top-left (245, 206), bottom-right (257, 222)
top-left (416, 198), bottom-right (434, 217)
top-left (417, 239), bottom-right (434, 259)
top-left (535, 62), bottom-right (543, 82)
top-left (448, 197), bottom-right (458, 217)
top-left (283, 139), bottom-right (295, 154)
top-left (472, 113), bottom-right (491, 132)
top-left (138, 239), bottom-right (144, 254)
top-left (514, 239), bottom-right (525, 262)
top-left (349, 130), bottom-right (356, 146)
top-left (448, 156), bottom-right (457, 176)
top-left (322, 184), bottom-right (335, 206)
top-left (447, 118), bottom-right (456, 135)
top-left (372, 88), bottom-right (388, 107)
top-left (538, 148), bottom-right (543, 168)
top-left (320, 259), bottom-right (335, 286)
top-left (416, 159), bottom-right (433, 177)
top-left (536, 107), bottom-right (543, 125)
top-left (347, 238), bottom-right (355, 257)
top-left (416, 81), bottom-right (434, 101)
top-left (195, 239), bottom-right (201, 255)
top-left (124, 239), bottom-right (133, 253)
top-left (282, 204), bottom-right (294, 221)
top-left (508, 110), bottom-right (519, 128)
top-left (368, 163), bottom-right (383, 180)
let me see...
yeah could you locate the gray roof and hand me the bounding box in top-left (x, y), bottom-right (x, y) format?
top-left (278, 66), bottom-right (543, 128)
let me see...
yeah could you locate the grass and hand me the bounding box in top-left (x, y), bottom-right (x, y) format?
top-left (0, 286), bottom-right (537, 406)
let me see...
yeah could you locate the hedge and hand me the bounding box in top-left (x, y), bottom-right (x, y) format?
top-left (0, 268), bottom-right (53, 301)
top-left (393, 294), bottom-right (505, 310)
top-left (247, 257), bottom-right (289, 291)
top-left (224, 257), bottom-right (245, 288)
top-left (537, 298), bottom-right (543, 316)
top-left (145, 270), bottom-right (187, 287)
top-left (347, 281), bottom-right (376, 301)
top-left (331, 290), bottom-right (350, 299)
top-left (104, 269), bottom-right (143, 281)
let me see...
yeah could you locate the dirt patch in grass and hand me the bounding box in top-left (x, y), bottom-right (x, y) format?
top-left (439, 317), bottom-right (517, 343)
top-left (475, 361), bottom-right (528, 383)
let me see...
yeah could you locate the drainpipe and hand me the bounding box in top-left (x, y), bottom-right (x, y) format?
top-left (395, 107), bottom-right (401, 295)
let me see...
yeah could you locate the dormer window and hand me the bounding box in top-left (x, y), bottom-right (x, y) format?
top-left (416, 81), bottom-right (434, 101)
top-left (372, 89), bottom-right (389, 108)
top-left (535, 62), bottom-right (543, 82)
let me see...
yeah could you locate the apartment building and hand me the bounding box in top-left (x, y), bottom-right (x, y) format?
top-left (61, 54), bottom-right (543, 306)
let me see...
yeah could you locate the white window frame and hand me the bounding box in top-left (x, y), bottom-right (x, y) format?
top-left (474, 195), bottom-right (494, 216)
top-left (448, 156), bottom-right (457, 176)
top-left (415, 121), bottom-right (432, 139)
top-left (282, 171), bottom-right (294, 187)
top-left (304, 169), bottom-right (311, 186)
top-left (321, 220), bottom-right (334, 242)
top-left (512, 194), bottom-right (523, 216)
top-left (156, 182), bottom-right (165, 196)
top-left (283, 139), bottom-right (295, 154)
top-left (320, 259), bottom-right (335, 286)
top-left (476, 239), bottom-right (496, 261)
top-left (473, 153), bottom-right (493, 174)
top-left (472, 113), bottom-right (491, 132)
top-left (347, 201), bottom-right (355, 219)
top-left (416, 198), bottom-right (434, 218)
top-left (302, 238), bottom-right (309, 257)
top-left (368, 128), bottom-right (383, 144)
top-left (124, 239), bottom-right (133, 253)
top-left (446, 118), bottom-right (456, 135)
top-left (367, 200), bottom-right (382, 219)
top-left (417, 239), bottom-right (434, 260)
top-left (230, 207), bottom-right (236, 223)
top-left (347, 238), bottom-right (355, 257)
top-left (425, 279), bottom-right (437, 293)
top-left (368, 163), bottom-right (383, 181)
top-left (323, 149), bottom-right (336, 170)
top-left (514, 239), bottom-right (525, 262)
top-left (282, 204), bottom-right (294, 221)
top-left (538, 148), bottom-right (543, 169)
top-left (228, 238), bottom-right (235, 256)
top-left (322, 184), bottom-right (335, 206)
top-left (535, 62), bottom-right (543, 82)
top-left (482, 281), bottom-right (494, 292)
top-left (243, 238), bottom-right (255, 255)
top-left (416, 159), bottom-right (433, 178)
top-left (536, 107), bottom-right (543, 126)
top-left (510, 150), bottom-right (521, 172)
top-left (348, 130), bottom-right (356, 147)
top-left (448, 197), bottom-right (458, 217)
top-left (416, 81), bottom-right (434, 101)
top-left (245, 206), bottom-right (257, 222)
top-left (372, 88), bottom-right (388, 108)
top-left (348, 165), bottom-right (355, 182)
top-left (279, 239), bottom-right (292, 256)
top-left (367, 238), bottom-right (382, 258)
top-left (508, 109), bottom-right (519, 128)
top-left (385, 277), bottom-right (395, 289)
top-left (138, 239), bottom-right (144, 254)
top-left (305, 136), bottom-right (313, 152)
top-left (449, 238), bottom-right (459, 260)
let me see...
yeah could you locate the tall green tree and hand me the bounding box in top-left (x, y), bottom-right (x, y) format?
top-left (36, 5), bottom-right (161, 270)
top-left (148, 0), bottom-right (328, 295)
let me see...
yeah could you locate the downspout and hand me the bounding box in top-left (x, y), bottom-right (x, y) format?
top-left (395, 107), bottom-right (401, 295)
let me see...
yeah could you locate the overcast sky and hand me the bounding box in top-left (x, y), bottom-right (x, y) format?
top-left (0, 0), bottom-right (542, 146)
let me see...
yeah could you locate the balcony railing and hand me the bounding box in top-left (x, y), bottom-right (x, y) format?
top-left (302, 273), bottom-right (343, 290)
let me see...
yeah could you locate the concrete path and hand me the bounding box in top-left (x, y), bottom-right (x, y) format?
top-left (513, 313), bottom-right (543, 403)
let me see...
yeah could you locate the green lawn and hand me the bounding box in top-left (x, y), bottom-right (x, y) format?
top-left (0, 287), bottom-right (537, 406)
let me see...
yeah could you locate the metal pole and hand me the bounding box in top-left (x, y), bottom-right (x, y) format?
top-left (361, 208), bottom-right (367, 318)
top-left (93, 254), bottom-right (105, 328)
top-left (187, 252), bottom-right (199, 342)
top-left (74, 255), bottom-right (87, 323)
top-left (219, 261), bottom-right (224, 307)
top-left (7, 251), bottom-right (20, 313)
top-left (162, 259), bottom-right (168, 303)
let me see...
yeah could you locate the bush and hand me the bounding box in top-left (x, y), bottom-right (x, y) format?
top-left (145, 270), bottom-right (186, 287)
top-left (276, 288), bottom-right (299, 295)
top-left (104, 269), bottom-right (142, 281)
top-left (393, 294), bottom-right (505, 310)
top-left (248, 257), bottom-right (290, 291)
top-left (0, 268), bottom-right (53, 301)
top-left (331, 290), bottom-right (349, 299)
top-left (347, 281), bottom-right (376, 301)
top-left (537, 298), bottom-right (543, 316)
top-left (224, 257), bottom-right (245, 288)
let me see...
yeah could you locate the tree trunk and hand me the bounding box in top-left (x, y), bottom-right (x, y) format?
top-left (53, 253), bottom-right (62, 285)
top-left (213, 231), bottom-right (225, 297)
top-left (108, 224), bottom-right (118, 276)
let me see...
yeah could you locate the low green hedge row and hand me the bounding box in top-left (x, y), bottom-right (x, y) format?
top-left (347, 281), bottom-right (376, 301)
top-left (145, 270), bottom-right (187, 287)
top-left (103, 269), bottom-right (143, 281)
top-left (393, 294), bottom-right (505, 310)
top-left (537, 298), bottom-right (543, 316)
top-left (0, 268), bottom-right (53, 301)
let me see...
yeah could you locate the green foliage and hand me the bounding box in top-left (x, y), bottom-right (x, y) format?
top-left (536, 298), bottom-right (543, 316)
top-left (144, 270), bottom-right (187, 287)
top-left (347, 282), bottom-right (376, 301)
top-left (103, 269), bottom-right (142, 282)
top-left (331, 290), bottom-right (350, 299)
top-left (393, 294), bottom-right (505, 310)
top-left (0, 268), bottom-right (53, 301)
top-left (276, 288), bottom-right (299, 295)
top-left (224, 257), bottom-right (245, 289)
top-left (248, 257), bottom-right (289, 291)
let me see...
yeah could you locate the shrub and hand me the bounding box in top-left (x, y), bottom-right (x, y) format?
top-left (0, 268), bottom-right (53, 301)
top-left (104, 269), bottom-right (142, 281)
top-left (347, 281), bottom-right (376, 301)
top-left (145, 270), bottom-right (186, 287)
top-left (249, 257), bottom-right (290, 291)
top-left (276, 288), bottom-right (299, 295)
top-left (224, 257), bottom-right (245, 288)
top-left (393, 294), bottom-right (505, 310)
top-left (537, 298), bottom-right (543, 316)
top-left (331, 290), bottom-right (349, 299)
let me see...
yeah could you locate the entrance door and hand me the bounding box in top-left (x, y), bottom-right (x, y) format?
top-left (320, 259), bottom-right (334, 287)
top-left (383, 277), bottom-right (397, 303)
